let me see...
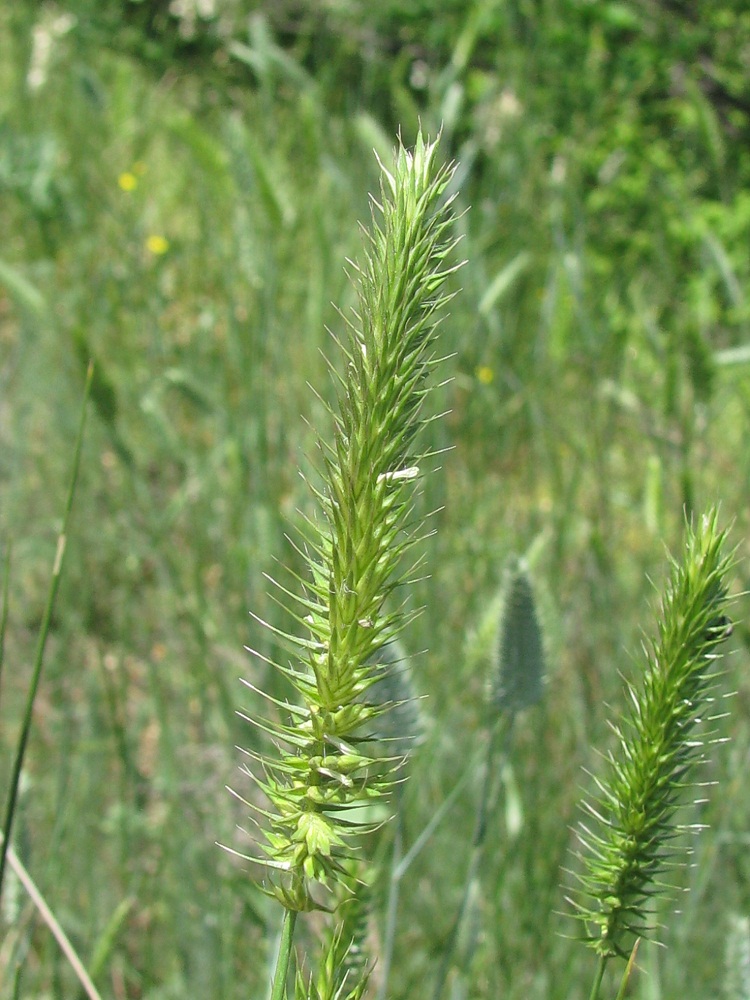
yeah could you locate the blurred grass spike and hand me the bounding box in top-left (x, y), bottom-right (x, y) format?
top-left (568, 508), bottom-right (735, 998)
top-left (367, 639), bottom-right (426, 762)
top-left (493, 559), bottom-right (546, 714)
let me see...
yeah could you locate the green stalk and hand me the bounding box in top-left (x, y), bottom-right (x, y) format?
top-left (587, 941), bottom-right (638, 1000)
top-left (432, 719), bottom-right (507, 1000)
top-left (377, 752), bottom-right (484, 1000)
top-left (270, 908), bottom-right (298, 1000)
top-left (0, 543), bottom-right (10, 698)
top-left (614, 941), bottom-right (640, 1000)
top-left (432, 561), bottom-right (545, 999)
top-left (377, 807), bottom-right (404, 1000)
top-left (588, 955), bottom-right (607, 1000)
top-left (0, 362), bottom-right (93, 901)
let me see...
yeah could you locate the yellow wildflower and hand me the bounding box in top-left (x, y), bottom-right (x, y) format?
top-left (476, 365), bottom-right (494, 385)
top-left (118, 172), bottom-right (137, 192)
top-left (146, 234), bottom-right (169, 256)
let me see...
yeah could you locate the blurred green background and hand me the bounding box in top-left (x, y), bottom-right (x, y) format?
top-left (2, 1), bottom-right (750, 997)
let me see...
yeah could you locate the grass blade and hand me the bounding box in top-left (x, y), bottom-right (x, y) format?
top-left (0, 361), bottom-right (93, 901)
top-left (0, 544), bottom-right (10, 700)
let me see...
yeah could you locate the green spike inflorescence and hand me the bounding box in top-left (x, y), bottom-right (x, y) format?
top-left (235, 132), bottom-right (461, 913)
top-left (568, 509), bottom-right (735, 965)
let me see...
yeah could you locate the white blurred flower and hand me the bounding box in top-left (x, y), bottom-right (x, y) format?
top-left (481, 87), bottom-right (524, 148)
top-left (551, 155), bottom-right (567, 186)
top-left (27, 6), bottom-right (75, 92)
top-left (169, 0), bottom-right (217, 39)
top-left (497, 87), bottom-right (522, 120)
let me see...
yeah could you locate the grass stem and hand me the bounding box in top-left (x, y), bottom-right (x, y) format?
top-left (0, 543), bottom-right (10, 700)
top-left (376, 809), bottom-right (404, 1000)
top-left (0, 362), bottom-right (92, 901)
top-left (432, 718), bottom-right (509, 1000)
top-left (588, 955), bottom-right (608, 1000)
top-left (270, 907), bottom-right (298, 1000)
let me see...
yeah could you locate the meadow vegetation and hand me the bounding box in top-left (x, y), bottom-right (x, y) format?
top-left (2, 1), bottom-right (750, 997)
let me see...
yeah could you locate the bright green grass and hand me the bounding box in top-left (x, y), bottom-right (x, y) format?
top-left (2, 4), bottom-right (750, 998)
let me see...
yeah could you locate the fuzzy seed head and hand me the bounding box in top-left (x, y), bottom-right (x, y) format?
top-left (568, 509), bottom-right (735, 959)
top-left (235, 131), bottom-right (461, 909)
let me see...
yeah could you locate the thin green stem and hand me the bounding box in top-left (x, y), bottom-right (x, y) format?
top-left (0, 362), bottom-right (93, 901)
top-left (269, 908), bottom-right (298, 1000)
top-left (0, 543), bottom-right (10, 699)
top-left (432, 716), bottom-right (512, 1000)
top-left (614, 941), bottom-right (639, 1000)
top-left (376, 806), bottom-right (404, 1000)
top-left (588, 954), bottom-right (608, 1000)
top-left (393, 761), bottom-right (476, 882)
